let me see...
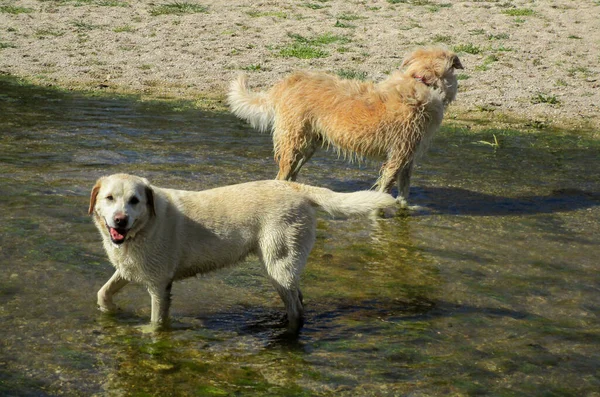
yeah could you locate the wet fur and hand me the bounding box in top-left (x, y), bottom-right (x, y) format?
top-left (89, 174), bottom-right (396, 334)
top-left (228, 47), bottom-right (463, 207)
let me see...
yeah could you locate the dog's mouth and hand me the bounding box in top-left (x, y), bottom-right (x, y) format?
top-left (108, 226), bottom-right (128, 245)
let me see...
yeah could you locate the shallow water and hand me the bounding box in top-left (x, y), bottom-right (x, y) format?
top-left (1, 78), bottom-right (599, 396)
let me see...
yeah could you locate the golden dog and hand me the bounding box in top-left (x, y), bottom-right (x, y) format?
top-left (228, 47), bottom-right (463, 207)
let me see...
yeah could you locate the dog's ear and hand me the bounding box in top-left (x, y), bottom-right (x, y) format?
top-left (145, 185), bottom-right (156, 217)
top-left (451, 54), bottom-right (464, 70)
top-left (401, 52), bottom-right (418, 69)
top-left (88, 179), bottom-right (102, 215)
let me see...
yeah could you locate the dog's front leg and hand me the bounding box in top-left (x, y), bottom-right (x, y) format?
top-left (148, 281), bottom-right (173, 326)
top-left (98, 270), bottom-right (129, 313)
top-left (396, 161), bottom-right (414, 209)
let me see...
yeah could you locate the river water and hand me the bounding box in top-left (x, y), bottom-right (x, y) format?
top-left (1, 77), bottom-right (598, 396)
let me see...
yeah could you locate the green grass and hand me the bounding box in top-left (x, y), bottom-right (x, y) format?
top-left (334, 20), bottom-right (355, 28)
top-left (475, 54), bottom-right (499, 71)
top-left (0, 42), bottom-right (16, 49)
top-left (453, 43), bottom-right (482, 55)
top-left (246, 10), bottom-right (287, 18)
top-left (502, 8), bottom-right (535, 16)
top-left (0, 5), bottom-right (33, 14)
top-left (336, 13), bottom-right (365, 21)
top-left (388, 0), bottom-right (433, 4)
top-left (336, 69), bottom-right (367, 80)
top-left (241, 64), bottom-right (263, 71)
top-left (72, 21), bottom-right (100, 31)
top-left (487, 33), bottom-right (509, 40)
top-left (149, 2), bottom-right (208, 16)
top-left (532, 93), bottom-right (560, 105)
top-left (295, 32), bottom-right (349, 45)
top-left (302, 2), bottom-right (329, 9)
top-left (432, 34), bottom-right (452, 44)
top-left (567, 66), bottom-right (593, 78)
top-left (278, 43), bottom-right (328, 59)
top-left (35, 28), bottom-right (65, 38)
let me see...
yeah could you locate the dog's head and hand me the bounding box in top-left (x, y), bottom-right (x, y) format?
top-left (89, 174), bottom-right (155, 245)
top-left (402, 47), bottom-right (463, 105)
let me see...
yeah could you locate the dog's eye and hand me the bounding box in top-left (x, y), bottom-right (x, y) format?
top-left (106, 195), bottom-right (114, 201)
top-left (129, 197), bottom-right (139, 205)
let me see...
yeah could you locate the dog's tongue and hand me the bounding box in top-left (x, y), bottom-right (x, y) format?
top-left (110, 227), bottom-right (126, 243)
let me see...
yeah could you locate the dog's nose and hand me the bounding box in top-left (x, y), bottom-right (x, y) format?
top-left (114, 214), bottom-right (128, 228)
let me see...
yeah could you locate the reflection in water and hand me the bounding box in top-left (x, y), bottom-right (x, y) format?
top-left (1, 77), bottom-right (599, 395)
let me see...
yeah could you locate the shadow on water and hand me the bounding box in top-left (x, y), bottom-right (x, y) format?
top-left (413, 186), bottom-right (600, 216)
top-left (1, 76), bottom-right (600, 396)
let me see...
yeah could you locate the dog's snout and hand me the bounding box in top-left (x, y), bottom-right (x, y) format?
top-left (114, 214), bottom-right (128, 228)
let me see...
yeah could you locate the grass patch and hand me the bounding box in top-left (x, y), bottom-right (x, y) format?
top-left (336, 12), bottom-right (365, 21)
top-left (334, 20), bottom-right (355, 28)
top-left (0, 5), bottom-right (33, 14)
top-left (278, 43), bottom-right (328, 59)
top-left (428, 3), bottom-right (452, 12)
top-left (475, 54), bottom-right (499, 71)
top-left (241, 64), bottom-right (263, 71)
top-left (286, 32), bottom-right (350, 47)
top-left (388, 0), bottom-right (434, 4)
top-left (113, 25), bottom-right (136, 33)
top-left (0, 42), bottom-right (16, 49)
top-left (302, 2), bottom-right (329, 10)
top-left (149, 2), bottom-right (208, 16)
top-left (502, 8), bottom-right (535, 16)
top-left (469, 28), bottom-right (485, 36)
top-left (72, 21), bottom-right (101, 31)
top-left (555, 79), bottom-right (567, 87)
top-left (432, 34), bottom-right (452, 44)
top-left (487, 33), bottom-right (509, 40)
top-left (336, 69), bottom-right (367, 80)
top-left (35, 28), bottom-right (65, 38)
top-left (246, 10), bottom-right (287, 18)
top-left (456, 73), bottom-right (470, 80)
top-left (453, 43), bottom-right (482, 55)
top-left (568, 66), bottom-right (593, 78)
top-left (532, 93), bottom-right (560, 105)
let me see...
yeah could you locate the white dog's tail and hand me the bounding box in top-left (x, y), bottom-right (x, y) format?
top-left (296, 184), bottom-right (396, 217)
top-left (228, 75), bottom-right (275, 133)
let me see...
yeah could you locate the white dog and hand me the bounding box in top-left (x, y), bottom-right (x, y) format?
top-left (89, 173), bottom-right (395, 334)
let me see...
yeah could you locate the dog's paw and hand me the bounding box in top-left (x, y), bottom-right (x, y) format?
top-left (97, 302), bottom-right (118, 313)
top-left (396, 197), bottom-right (409, 209)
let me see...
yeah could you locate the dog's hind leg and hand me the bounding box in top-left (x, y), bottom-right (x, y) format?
top-left (375, 160), bottom-right (401, 195)
top-left (289, 138), bottom-right (320, 181)
top-left (273, 122), bottom-right (317, 181)
top-left (268, 270), bottom-right (305, 334)
top-left (98, 270), bottom-right (129, 313)
top-left (259, 215), bottom-right (314, 334)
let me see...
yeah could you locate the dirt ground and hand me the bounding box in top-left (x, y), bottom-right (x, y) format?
top-left (1, 0), bottom-right (599, 130)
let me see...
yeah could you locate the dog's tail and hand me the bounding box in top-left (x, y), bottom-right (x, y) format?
top-left (228, 74), bottom-right (275, 133)
top-left (295, 184), bottom-right (396, 217)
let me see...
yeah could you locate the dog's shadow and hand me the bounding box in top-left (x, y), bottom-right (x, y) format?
top-left (414, 186), bottom-right (600, 216)
top-left (192, 297), bottom-right (539, 349)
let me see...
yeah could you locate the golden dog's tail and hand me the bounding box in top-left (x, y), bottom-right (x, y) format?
top-left (295, 184), bottom-right (396, 217)
top-left (228, 75), bottom-right (275, 133)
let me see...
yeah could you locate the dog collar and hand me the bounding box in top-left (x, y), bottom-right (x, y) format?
top-left (414, 75), bottom-right (431, 86)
